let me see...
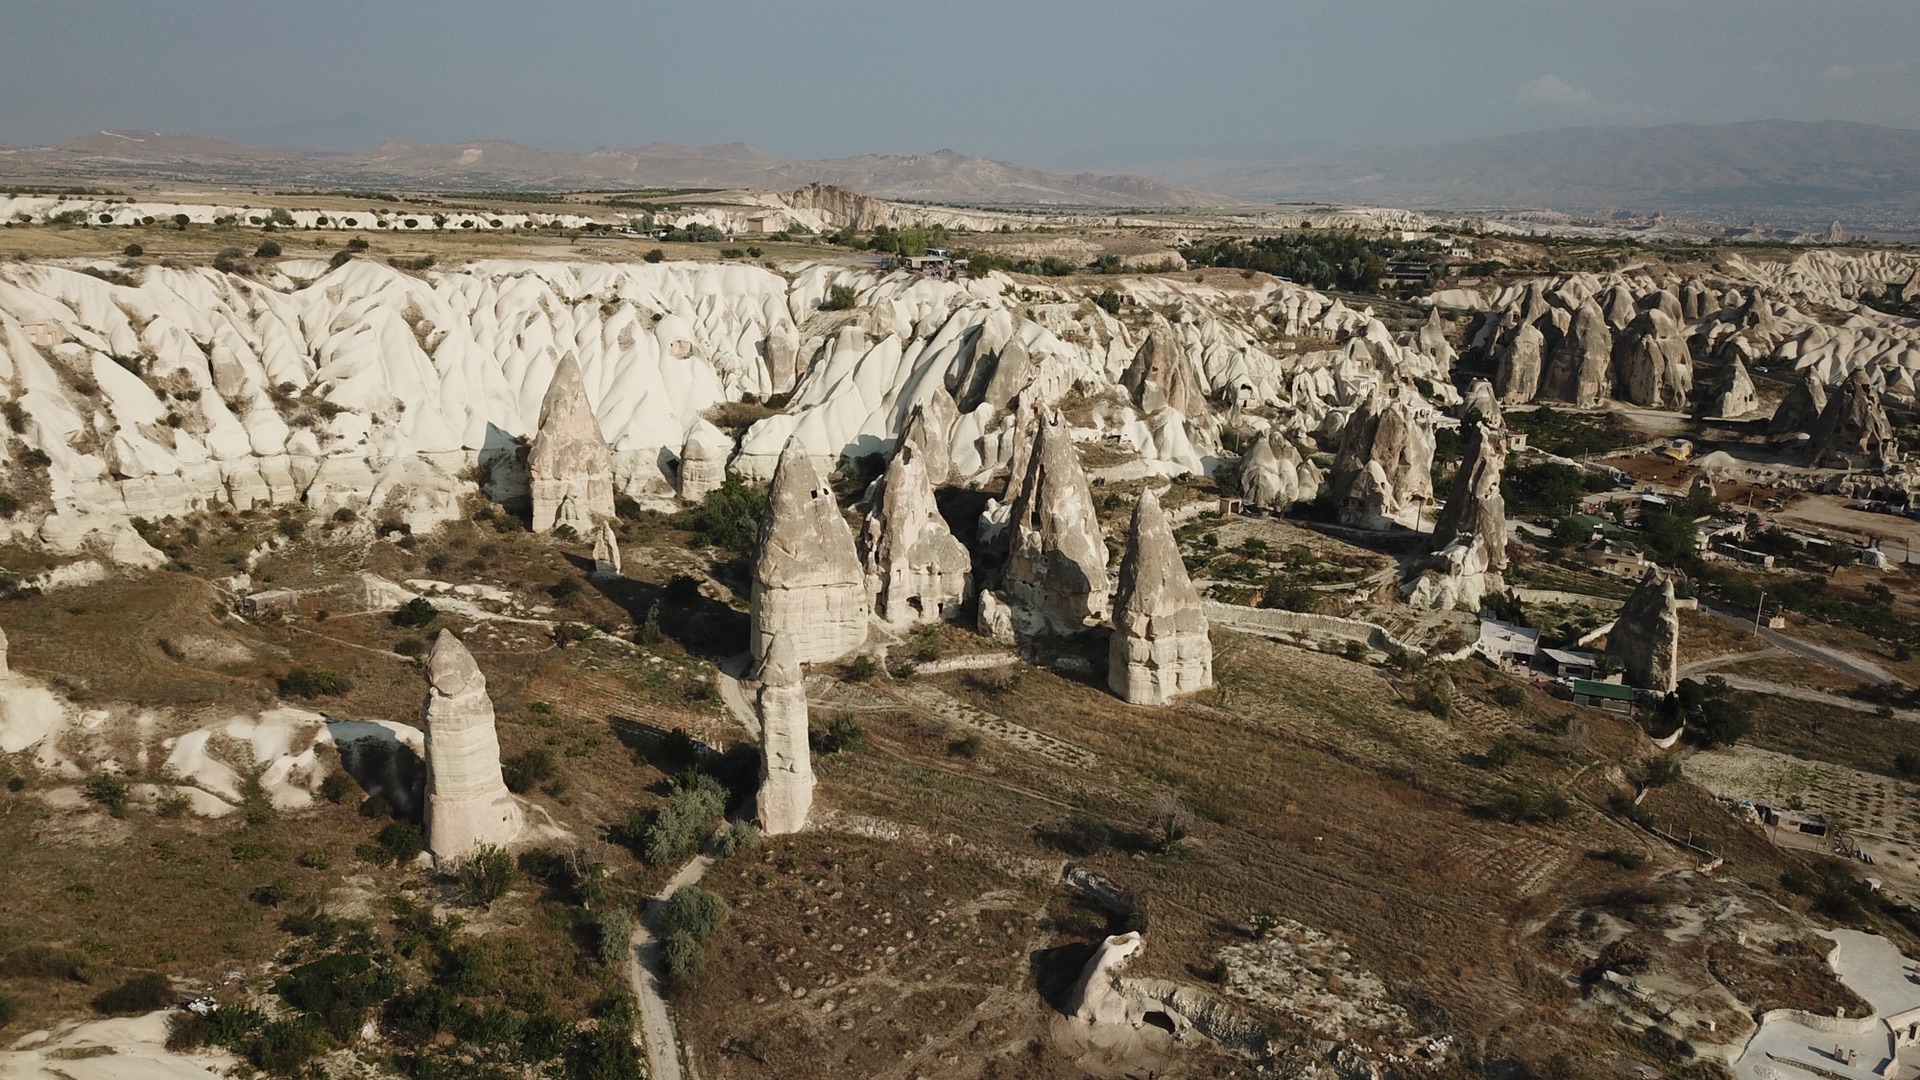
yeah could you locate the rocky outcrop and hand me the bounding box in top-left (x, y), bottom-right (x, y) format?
top-left (1069, 933), bottom-right (1147, 1027)
top-left (861, 445), bottom-right (972, 627)
top-left (1613, 308), bottom-right (1693, 410)
top-left (1543, 300), bottom-right (1614, 407)
top-left (1108, 490), bottom-right (1211, 705)
top-left (980, 337), bottom-right (1035, 412)
top-left (1004, 414), bottom-right (1109, 633)
top-left (678, 418), bottom-right (732, 502)
top-left (590, 521), bottom-right (621, 580)
top-left (765, 322), bottom-right (801, 395)
top-left (1600, 285), bottom-right (1638, 331)
top-left (1769, 376), bottom-right (1829, 436)
top-left (1809, 369), bottom-right (1899, 468)
top-left (1330, 386), bottom-right (1436, 531)
top-left (1607, 569), bottom-right (1679, 693)
top-left (1417, 308), bottom-right (1457, 368)
top-left (1238, 433), bottom-right (1319, 511)
top-left (422, 631), bottom-right (523, 863)
top-left (0, 623), bottom-right (8, 676)
top-left (750, 438), bottom-right (869, 664)
top-left (1494, 322), bottom-right (1545, 404)
top-left (1708, 357), bottom-right (1760, 419)
top-left (754, 631), bottom-right (813, 836)
top-left (900, 389), bottom-right (960, 488)
top-left (528, 354), bottom-right (616, 533)
top-left (1404, 416), bottom-right (1508, 611)
top-left (1123, 326), bottom-right (1208, 418)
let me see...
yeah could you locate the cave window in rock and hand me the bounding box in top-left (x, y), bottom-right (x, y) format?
top-left (1142, 1011), bottom-right (1175, 1034)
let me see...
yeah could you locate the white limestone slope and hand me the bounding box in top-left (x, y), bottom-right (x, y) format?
top-left (0, 257), bottom-right (1459, 561)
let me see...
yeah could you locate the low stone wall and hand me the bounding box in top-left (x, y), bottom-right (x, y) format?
top-left (1752, 1007), bottom-right (1882, 1037)
top-left (1204, 601), bottom-right (1423, 658)
top-left (1515, 588), bottom-right (1622, 610)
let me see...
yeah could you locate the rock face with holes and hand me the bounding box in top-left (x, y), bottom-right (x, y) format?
top-left (1003, 413), bottom-right (1110, 634)
top-left (751, 437), bottom-right (869, 664)
top-left (677, 417), bottom-right (732, 502)
top-left (1810, 369), bottom-right (1898, 468)
top-left (1613, 308), bottom-right (1693, 409)
top-left (1544, 299), bottom-right (1614, 407)
top-left (1708, 356), bottom-right (1760, 419)
top-left (1770, 375), bottom-right (1829, 436)
top-left (861, 444), bottom-right (972, 627)
top-left (1330, 385), bottom-right (1436, 531)
top-left (1123, 325), bottom-right (1208, 418)
top-left (754, 631), bottom-right (813, 836)
top-left (422, 630), bottom-right (522, 862)
top-left (1109, 490), bottom-right (1212, 705)
top-left (1607, 568), bottom-right (1680, 693)
top-left (1405, 413), bottom-right (1508, 612)
top-left (528, 354), bottom-right (616, 533)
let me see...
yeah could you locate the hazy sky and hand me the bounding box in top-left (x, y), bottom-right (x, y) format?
top-left (2, 0), bottom-right (1916, 167)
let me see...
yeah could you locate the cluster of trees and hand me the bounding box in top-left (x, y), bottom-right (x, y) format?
top-left (865, 224), bottom-right (949, 256)
top-left (1179, 233), bottom-right (1390, 293)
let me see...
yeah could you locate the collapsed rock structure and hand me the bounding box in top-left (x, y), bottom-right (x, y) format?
top-left (1607, 569), bottom-right (1680, 693)
top-left (754, 631), bottom-right (814, 836)
top-left (860, 445), bottom-right (972, 626)
top-left (751, 438), bottom-right (869, 664)
top-left (528, 355), bottom-right (616, 533)
top-left (421, 630), bottom-right (523, 862)
top-left (1000, 413), bottom-right (1110, 634)
top-left (1330, 386), bottom-right (1436, 530)
top-left (1108, 490), bottom-right (1212, 705)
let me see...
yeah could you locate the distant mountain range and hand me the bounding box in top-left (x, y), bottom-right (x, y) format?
top-left (1143, 120), bottom-right (1920, 231)
top-left (0, 131), bottom-right (1231, 208)
top-left (3, 120), bottom-right (1917, 229)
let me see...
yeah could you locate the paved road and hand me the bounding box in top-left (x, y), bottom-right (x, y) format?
top-left (1701, 605), bottom-right (1896, 685)
top-left (628, 853), bottom-right (716, 1080)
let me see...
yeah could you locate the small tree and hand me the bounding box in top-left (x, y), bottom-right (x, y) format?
top-left (1093, 287), bottom-right (1122, 316)
top-left (123, 243), bottom-right (143, 257)
top-left (819, 283), bottom-right (859, 311)
top-left (172, 213), bottom-right (190, 230)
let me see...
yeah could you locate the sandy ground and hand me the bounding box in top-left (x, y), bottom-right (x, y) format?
top-left (1778, 497), bottom-right (1920, 562)
top-left (0, 1011), bottom-right (233, 1080)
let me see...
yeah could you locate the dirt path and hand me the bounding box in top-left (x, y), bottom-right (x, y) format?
top-left (1701, 606), bottom-right (1896, 685)
top-left (628, 853), bottom-right (716, 1080)
top-left (1678, 646), bottom-right (1787, 677)
top-left (1710, 673), bottom-right (1919, 722)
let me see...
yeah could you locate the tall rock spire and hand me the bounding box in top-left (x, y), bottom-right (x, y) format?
top-left (755, 631), bottom-right (813, 836)
top-left (1607, 569), bottom-right (1680, 693)
top-left (750, 437), bottom-right (869, 664)
top-left (422, 630), bottom-right (523, 862)
top-left (1108, 490), bottom-right (1212, 705)
top-left (1004, 413), bottom-right (1109, 633)
top-left (861, 445), bottom-right (972, 626)
top-left (1404, 414), bottom-right (1508, 612)
top-left (528, 354), bottom-right (616, 533)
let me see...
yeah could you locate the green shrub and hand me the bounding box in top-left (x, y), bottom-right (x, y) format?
top-left (279, 667), bottom-right (351, 698)
top-left (567, 1020), bottom-right (645, 1078)
top-left (687, 473), bottom-right (767, 553)
top-left (639, 773), bottom-right (726, 866)
top-left (503, 748), bottom-right (556, 794)
top-left (1413, 683), bottom-right (1452, 719)
top-left (1486, 738), bottom-right (1522, 767)
top-left (1093, 287), bottom-right (1122, 316)
top-left (92, 972), bottom-right (173, 1015)
top-left (841, 654), bottom-right (879, 682)
top-left (250, 1014), bottom-right (331, 1074)
top-left (594, 907), bottom-right (634, 967)
top-left (660, 931), bottom-right (704, 994)
top-left (1643, 757), bottom-right (1683, 786)
top-left (122, 243), bottom-right (143, 257)
top-left (250, 879), bottom-right (296, 906)
top-left (717, 819), bottom-right (759, 856)
top-left (1590, 847), bottom-right (1646, 871)
top-left (376, 821), bottom-right (424, 865)
top-left (644, 248), bottom-right (664, 263)
top-left (254, 240), bottom-right (282, 258)
top-left (83, 774), bottom-right (130, 817)
top-left (811, 715), bottom-right (865, 755)
top-left (456, 844), bottom-right (515, 908)
top-left (658, 886), bottom-right (729, 942)
top-left (389, 597), bottom-right (438, 628)
top-left (819, 283), bottom-right (858, 311)
top-left (274, 951), bottom-right (398, 1041)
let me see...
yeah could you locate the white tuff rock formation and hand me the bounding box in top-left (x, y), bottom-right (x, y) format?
top-left (1613, 308), bottom-right (1693, 410)
top-left (1404, 413), bottom-right (1508, 612)
top-left (1607, 569), bottom-right (1680, 693)
top-left (861, 445), bottom-right (972, 626)
top-left (1108, 490), bottom-right (1212, 705)
top-left (528, 354), bottom-right (616, 533)
top-left (422, 630), bottom-right (523, 862)
top-left (1493, 322), bottom-right (1545, 404)
top-left (754, 631), bottom-right (814, 836)
top-left (1810, 369), bottom-right (1898, 468)
top-left (1069, 933), bottom-right (1146, 1027)
top-left (590, 520), bottom-right (621, 580)
top-left (1330, 386), bottom-right (1436, 531)
top-left (1237, 433), bottom-right (1319, 512)
top-left (1708, 357), bottom-right (1760, 419)
top-left (1543, 300), bottom-right (1614, 408)
top-left (677, 418), bottom-right (732, 502)
top-left (751, 438), bottom-right (869, 664)
top-left (1003, 413), bottom-right (1110, 634)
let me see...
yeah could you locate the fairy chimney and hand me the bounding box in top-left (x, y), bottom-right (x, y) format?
top-left (755, 631), bottom-right (814, 836)
top-left (528, 355), bottom-right (616, 533)
top-left (422, 631), bottom-right (523, 862)
top-left (750, 437), bottom-right (869, 664)
top-left (861, 444), bottom-right (972, 627)
top-left (1108, 490), bottom-right (1212, 705)
top-left (1004, 413), bottom-right (1110, 634)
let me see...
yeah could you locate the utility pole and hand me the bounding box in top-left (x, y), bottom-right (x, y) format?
top-left (1754, 591), bottom-right (1766, 636)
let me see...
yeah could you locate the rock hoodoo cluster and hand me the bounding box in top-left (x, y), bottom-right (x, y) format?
top-left (1108, 490), bottom-right (1212, 705)
top-left (1607, 569), bottom-right (1680, 693)
top-left (1237, 433), bottom-right (1321, 512)
top-left (1809, 369), bottom-right (1898, 468)
top-left (1404, 403), bottom-right (1508, 612)
top-left (1493, 322), bottom-right (1545, 404)
top-left (421, 631), bottom-right (523, 862)
top-left (1770, 376), bottom-right (1829, 437)
top-left (1123, 326), bottom-right (1207, 418)
top-left (1543, 300), bottom-right (1615, 408)
top-left (1613, 308), bottom-right (1693, 409)
top-left (751, 438), bottom-right (869, 664)
top-left (860, 445), bottom-right (972, 627)
top-left (754, 631), bottom-right (814, 836)
top-left (1000, 412), bottom-right (1111, 634)
top-left (527, 355), bottom-right (616, 533)
top-left (1330, 386), bottom-right (1436, 530)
